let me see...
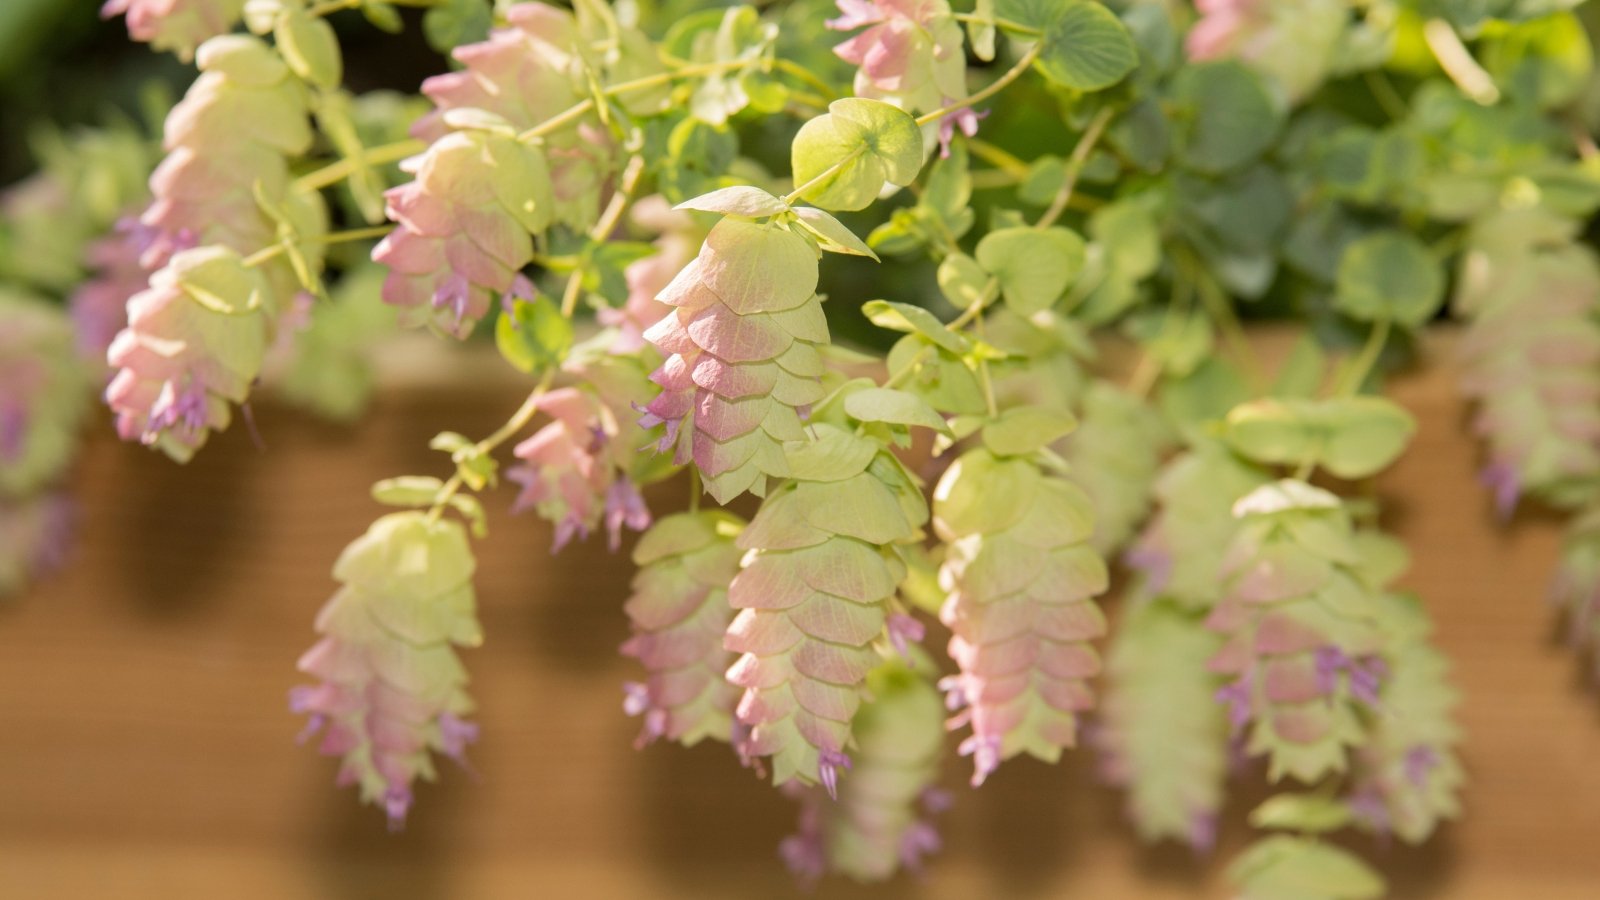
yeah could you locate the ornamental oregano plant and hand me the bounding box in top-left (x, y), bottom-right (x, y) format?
top-left (12, 0), bottom-right (1600, 891)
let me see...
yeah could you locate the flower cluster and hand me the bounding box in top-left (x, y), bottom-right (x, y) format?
top-left (1185, 0), bottom-right (1350, 103)
top-left (291, 512), bottom-right (483, 830)
top-left (70, 222), bottom-right (149, 370)
top-left (102, 0), bottom-right (244, 62)
top-left (1094, 598), bottom-right (1229, 851)
top-left (934, 444), bottom-right (1108, 785)
top-left (602, 197), bottom-right (708, 354)
top-left (1064, 381), bottom-right (1170, 556)
top-left (1456, 208), bottom-right (1600, 515)
top-left (726, 424), bottom-right (928, 790)
top-left (641, 217), bottom-right (826, 503)
top-left (1205, 481), bottom-right (1388, 783)
top-left (780, 661), bottom-right (946, 883)
top-left (826, 0), bottom-right (975, 154)
top-left (621, 510), bottom-right (745, 748)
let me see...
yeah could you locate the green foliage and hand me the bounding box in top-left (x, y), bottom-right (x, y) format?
top-left (495, 295), bottom-right (574, 377)
top-left (790, 98), bottom-right (923, 210)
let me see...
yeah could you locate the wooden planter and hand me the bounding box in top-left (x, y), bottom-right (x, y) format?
top-left (3, 334), bottom-right (1599, 898)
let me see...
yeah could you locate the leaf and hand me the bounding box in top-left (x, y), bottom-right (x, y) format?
top-left (844, 388), bottom-right (952, 434)
top-left (1319, 396), bottom-right (1415, 480)
top-left (1249, 794), bottom-right (1355, 834)
top-left (1334, 231), bottom-right (1445, 328)
top-left (793, 207), bottom-right (878, 259)
top-left (1223, 399), bottom-right (1318, 469)
top-left (275, 7), bottom-right (342, 89)
top-left (976, 226), bottom-right (1085, 315)
top-left (1230, 836), bottom-right (1385, 900)
top-left (937, 253), bottom-right (991, 309)
top-left (1170, 61), bottom-right (1283, 174)
top-left (1033, 0), bottom-right (1139, 91)
top-left (372, 476), bottom-right (447, 507)
top-left (861, 300), bottom-right (970, 353)
top-left (422, 0), bottom-right (492, 55)
top-left (784, 426), bottom-right (880, 481)
top-left (675, 185), bottom-right (790, 218)
top-left (790, 98), bottom-right (923, 211)
top-left (1482, 12), bottom-right (1593, 110)
top-left (982, 407), bottom-right (1077, 456)
top-left (968, 0), bottom-right (998, 61)
top-left (1272, 334), bottom-right (1327, 399)
top-left (449, 494), bottom-right (489, 538)
top-left (495, 295), bottom-right (573, 376)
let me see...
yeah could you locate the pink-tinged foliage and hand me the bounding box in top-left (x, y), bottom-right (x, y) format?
top-left (620, 510), bottom-right (744, 748)
top-left (779, 661), bottom-right (946, 884)
top-left (101, 0), bottom-right (244, 62)
top-left (292, 512), bottom-right (482, 830)
top-left (1457, 209), bottom-right (1600, 514)
top-left (105, 246), bottom-right (270, 462)
top-left (1203, 481), bottom-right (1387, 784)
top-left (640, 217), bottom-right (826, 504)
top-left (827, 0), bottom-right (972, 154)
top-left (70, 219), bottom-right (150, 369)
top-left (601, 196), bottom-right (707, 354)
top-left (934, 447), bottom-right (1108, 785)
top-left (726, 427), bottom-right (928, 789)
top-left (0, 293), bottom-right (92, 498)
top-left (1184, 0), bottom-right (1348, 102)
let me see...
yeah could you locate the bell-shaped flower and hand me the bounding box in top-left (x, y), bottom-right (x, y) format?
top-left (105, 245), bottom-right (271, 462)
top-left (934, 445), bottom-right (1109, 785)
top-left (620, 510), bottom-right (744, 748)
top-left (101, 0), bottom-right (244, 62)
top-left (0, 293), bottom-right (92, 497)
top-left (291, 512), bottom-right (483, 830)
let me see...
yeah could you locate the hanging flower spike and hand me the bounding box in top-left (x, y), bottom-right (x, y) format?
top-left (641, 217), bottom-right (825, 504)
top-left (0, 293), bottom-right (93, 498)
top-left (0, 492), bottom-right (74, 598)
top-left (1125, 439), bottom-right (1271, 607)
top-left (1094, 598), bottom-right (1229, 851)
top-left (780, 660), bottom-right (947, 883)
top-left (1185, 0), bottom-right (1350, 103)
top-left (1456, 208), bottom-right (1600, 515)
top-left (372, 130), bottom-right (554, 339)
top-left (70, 220), bottom-right (150, 370)
top-left (620, 510), bottom-right (744, 748)
top-left (291, 512), bottom-right (482, 830)
top-left (508, 385), bottom-right (641, 551)
top-left (1346, 592), bottom-right (1464, 844)
top-left (1064, 381), bottom-right (1171, 557)
top-left (827, 0), bottom-right (972, 154)
top-left (101, 0), bottom-right (244, 63)
top-left (602, 196), bottom-right (707, 354)
top-left (726, 426), bottom-right (928, 788)
top-left (141, 35), bottom-right (322, 277)
top-left (105, 246), bottom-right (271, 462)
top-left (934, 445), bottom-right (1110, 786)
top-left (1204, 480), bottom-right (1388, 783)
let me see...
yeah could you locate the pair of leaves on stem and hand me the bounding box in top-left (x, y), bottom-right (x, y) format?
top-left (1222, 396), bottom-right (1415, 481)
top-left (938, 226), bottom-right (1086, 316)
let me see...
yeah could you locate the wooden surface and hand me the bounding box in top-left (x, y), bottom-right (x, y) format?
top-left (3, 337), bottom-right (1600, 899)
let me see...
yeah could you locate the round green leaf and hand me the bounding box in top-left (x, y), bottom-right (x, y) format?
top-left (981, 407), bottom-right (1078, 456)
top-left (1034, 0), bottom-right (1139, 91)
top-left (675, 185), bottom-right (790, 218)
top-left (844, 387), bottom-right (952, 434)
top-left (276, 8), bottom-right (343, 89)
top-left (1170, 61), bottom-right (1283, 174)
top-left (1319, 396), bottom-right (1415, 480)
top-left (790, 98), bottom-right (923, 211)
top-left (1223, 399), bottom-right (1318, 468)
top-left (1334, 231), bottom-right (1445, 328)
top-left (976, 226), bottom-right (1085, 315)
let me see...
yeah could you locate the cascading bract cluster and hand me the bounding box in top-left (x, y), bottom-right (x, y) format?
top-left (641, 216), bottom-right (826, 504)
top-left (621, 510), bottom-right (745, 748)
top-left (102, 0), bottom-right (245, 62)
top-left (1063, 381), bottom-right (1170, 557)
top-left (934, 440), bottom-right (1108, 785)
top-left (826, 0), bottom-right (976, 153)
top-left (291, 511), bottom-right (483, 829)
top-left (780, 660), bottom-right (946, 883)
top-left (725, 424), bottom-right (928, 790)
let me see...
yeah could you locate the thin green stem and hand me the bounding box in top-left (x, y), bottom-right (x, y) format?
top-left (1364, 70), bottom-right (1409, 121)
top-left (915, 44), bottom-right (1042, 128)
top-left (967, 137), bottom-right (1031, 178)
top-left (307, 0), bottom-right (361, 16)
top-left (1422, 18), bottom-right (1500, 105)
top-left (1035, 106), bottom-right (1115, 230)
top-left (783, 145), bottom-right (865, 205)
top-left (773, 58), bottom-right (839, 102)
top-left (428, 370), bottom-right (557, 524)
top-left (1337, 317), bottom-right (1393, 397)
top-left (293, 138), bottom-right (426, 193)
top-left (516, 58), bottom-right (754, 143)
top-left (241, 224), bottom-right (397, 268)
top-left (950, 12), bottom-right (1041, 36)
top-left (561, 154), bottom-right (646, 317)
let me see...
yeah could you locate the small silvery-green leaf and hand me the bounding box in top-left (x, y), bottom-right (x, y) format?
top-left (976, 226), bottom-right (1085, 315)
top-left (496, 295), bottom-right (573, 376)
top-left (1170, 61), bottom-right (1283, 174)
top-left (790, 98), bottom-right (923, 211)
top-left (449, 494), bottom-right (489, 538)
top-left (845, 387), bottom-right (952, 434)
top-left (372, 476), bottom-right (447, 507)
top-left (1223, 399), bottom-right (1318, 468)
top-left (1033, 0), bottom-right (1139, 91)
top-left (675, 185), bottom-right (790, 218)
top-left (1334, 231), bottom-right (1446, 328)
top-left (1319, 396), bottom-right (1415, 480)
top-left (1230, 836), bottom-right (1385, 900)
top-left (937, 253), bottom-right (991, 309)
top-left (1249, 794), bottom-right (1355, 834)
top-left (793, 207), bottom-right (878, 259)
top-left (982, 407), bottom-right (1078, 456)
top-left (861, 300), bottom-right (970, 352)
top-left (969, 0), bottom-right (998, 61)
top-left (276, 7), bottom-right (342, 89)
top-left (361, 1), bottom-right (403, 33)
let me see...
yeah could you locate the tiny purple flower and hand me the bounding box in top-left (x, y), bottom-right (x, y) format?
top-left (1215, 675), bottom-right (1253, 733)
top-left (818, 749), bottom-right (853, 800)
top-left (886, 612), bottom-right (925, 660)
top-left (436, 711), bottom-right (479, 767)
top-left (1404, 744), bottom-right (1440, 788)
top-left (958, 733), bottom-right (1002, 787)
top-left (603, 477), bottom-right (652, 552)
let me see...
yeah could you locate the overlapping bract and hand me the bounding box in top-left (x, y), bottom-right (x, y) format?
top-left (603, 197), bottom-right (707, 354)
top-left (71, 223), bottom-right (148, 370)
top-left (826, 0), bottom-right (975, 153)
top-left (621, 510), bottom-right (745, 748)
top-left (1206, 481), bottom-right (1387, 783)
top-left (641, 217), bottom-right (826, 504)
top-left (1456, 209), bottom-right (1600, 514)
top-left (101, 0), bottom-right (244, 62)
top-left (934, 446), bottom-right (1108, 785)
top-left (725, 425), bottom-right (927, 789)
top-left (1064, 381), bottom-right (1170, 556)
top-left (1095, 598), bottom-right (1228, 850)
top-left (291, 512), bottom-right (482, 830)
top-left (781, 661), bottom-right (946, 883)
top-left (1348, 593), bottom-right (1464, 844)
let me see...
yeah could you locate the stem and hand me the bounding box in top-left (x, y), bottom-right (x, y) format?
top-left (967, 138), bottom-right (1031, 178)
top-left (1338, 317), bottom-right (1393, 397)
top-left (1364, 70), bottom-right (1409, 121)
top-left (773, 58), bottom-right (838, 102)
top-left (915, 44), bottom-right (1042, 127)
top-left (1035, 106), bottom-right (1115, 230)
top-left (428, 370), bottom-right (557, 523)
top-left (241, 224), bottom-right (396, 268)
top-left (307, 0), bottom-right (360, 16)
top-left (783, 145), bottom-right (865, 204)
top-left (561, 155), bottom-right (646, 318)
top-left (1423, 18), bottom-right (1500, 105)
top-left (516, 58), bottom-right (753, 143)
top-left (293, 138), bottom-right (426, 193)
top-left (950, 12), bottom-right (1042, 37)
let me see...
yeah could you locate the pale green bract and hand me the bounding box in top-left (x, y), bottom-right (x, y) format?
top-left (790, 98), bottom-right (923, 211)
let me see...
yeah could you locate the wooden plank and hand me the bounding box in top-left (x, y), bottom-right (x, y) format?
top-left (1, 335), bottom-right (1598, 898)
